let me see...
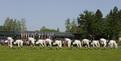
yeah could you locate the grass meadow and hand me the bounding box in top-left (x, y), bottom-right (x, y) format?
top-left (0, 45), bottom-right (121, 61)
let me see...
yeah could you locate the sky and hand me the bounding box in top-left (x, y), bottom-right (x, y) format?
top-left (0, 0), bottom-right (121, 32)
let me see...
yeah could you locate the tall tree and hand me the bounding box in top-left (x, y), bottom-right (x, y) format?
top-left (77, 10), bottom-right (95, 38)
top-left (105, 6), bottom-right (120, 39)
top-left (40, 26), bottom-right (46, 32)
top-left (3, 17), bottom-right (10, 31)
top-left (93, 9), bottom-right (104, 39)
top-left (12, 19), bottom-right (17, 31)
top-left (0, 25), bottom-right (4, 31)
top-left (70, 18), bottom-right (77, 33)
top-left (21, 18), bottom-right (27, 31)
top-left (57, 28), bottom-right (60, 32)
top-left (65, 18), bottom-right (71, 32)
top-left (16, 20), bottom-right (21, 31)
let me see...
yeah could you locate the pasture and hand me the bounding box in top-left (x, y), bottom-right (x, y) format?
top-left (0, 45), bottom-right (121, 61)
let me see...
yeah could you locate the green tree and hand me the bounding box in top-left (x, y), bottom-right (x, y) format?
top-left (16, 20), bottom-right (21, 31)
top-left (57, 28), bottom-right (60, 32)
top-left (21, 18), bottom-right (27, 31)
top-left (40, 26), bottom-right (46, 31)
top-left (2, 17), bottom-right (27, 31)
top-left (70, 18), bottom-right (77, 33)
top-left (77, 10), bottom-right (95, 38)
top-left (93, 9), bottom-right (104, 39)
top-left (0, 25), bottom-right (4, 31)
top-left (3, 17), bottom-right (10, 31)
top-left (12, 19), bottom-right (17, 31)
top-left (65, 18), bottom-right (71, 32)
top-left (40, 26), bottom-right (58, 32)
top-left (105, 6), bottom-right (120, 39)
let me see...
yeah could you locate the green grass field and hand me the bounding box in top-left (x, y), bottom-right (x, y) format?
top-left (0, 45), bottom-right (121, 61)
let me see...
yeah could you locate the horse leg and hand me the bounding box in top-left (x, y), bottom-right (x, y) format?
top-left (60, 47), bottom-right (61, 50)
top-left (110, 45), bottom-right (113, 50)
top-left (18, 47), bottom-right (19, 49)
top-left (59, 44), bottom-right (61, 50)
top-left (59, 45), bottom-right (61, 50)
top-left (77, 44), bottom-right (79, 50)
top-left (21, 46), bottom-right (23, 49)
top-left (71, 45), bottom-right (73, 50)
top-left (41, 43), bottom-right (44, 50)
top-left (97, 45), bottom-right (99, 50)
top-left (21, 43), bottom-right (23, 49)
top-left (34, 46), bottom-right (36, 50)
top-left (10, 42), bottom-right (13, 49)
top-left (85, 45), bottom-right (86, 50)
top-left (18, 43), bottom-right (20, 49)
top-left (49, 43), bottom-right (52, 50)
top-left (39, 43), bottom-right (41, 50)
top-left (30, 44), bottom-right (32, 49)
top-left (88, 44), bottom-right (90, 50)
top-left (8, 42), bottom-right (10, 48)
top-left (76, 44), bottom-right (78, 49)
top-left (104, 44), bottom-right (106, 50)
top-left (43, 46), bottom-right (44, 50)
top-left (33, 42), bottom-right (36, 50)
top-left (68, 45), bottom-right (70, 50)
top-left (78, 46), bottom-right (79, 50)
top-left (68, 47), bottom-right (70, 50)
top-left (95, 45), bottom-right (97, 50)
top-left (56, 46), bottom-right (58, 50)
top-left (94, 46), bottom-right (96, 50)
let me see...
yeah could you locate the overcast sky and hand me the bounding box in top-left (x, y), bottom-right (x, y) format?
top-left (0, 0), bottom-right (121, 32)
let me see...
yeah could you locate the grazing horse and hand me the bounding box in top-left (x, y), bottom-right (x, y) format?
top-left (53, 40), bottom-right (62, 50)
top-left (28, 37), bottom-right (36, 49)
top-left (14, 40), bottom-right (23, 49)
top-left (36, 39), bottom-right (46, 49)
top-left (108, 40), bottom-right (117, 49)
top-left (45, 38), bottom-right (53, 49)
top-left (91, 40), bottom-right (100, 50)
top-left (100, 38), bottom-right (107, 49)
top-left (7, 37), bottom-right (14, 48)
top-left (82, 39), bottom-right (90, 49)
top-left (73, 40), bottom-right (82, 50)
top-left (65, 38), bottom-right (73, 50)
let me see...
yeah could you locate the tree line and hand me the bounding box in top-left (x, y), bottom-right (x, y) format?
top-left (65, 6), bottom-right (121, 40)
top-left (0, 17), bottom-right (59, 32)
top-left (0, 17), bottom-right (27, 31)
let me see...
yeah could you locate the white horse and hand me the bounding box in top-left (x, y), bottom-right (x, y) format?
top-left (45, 38), bottom-right (53, 49)
top-left (73, 40), bottom-right (82, 50)
top-left (108, 40), bottom-right (117, 49)
top-left (7, 37), bottom-right (14, 48)
top-left (100, 38), bottom-right (107, 49)
top-left (91, 40), bottom-right (100, 50)
top-left (119, 38), bottom-right (121, 42)
top-left (82, 39), bottom-right (90, 49)
top-left (65, 38), bottom-right (73, 50)
top-left (53, 40), bottom-right (62, 50)
top-left (14, 40), bottom-right (23, 49)
top-left (119, 38), bottom-right (121, 49)
top-left (28, 37), bottom-right (36, 49)
top-left (36, 39), bottom-right (46, 49)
